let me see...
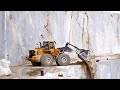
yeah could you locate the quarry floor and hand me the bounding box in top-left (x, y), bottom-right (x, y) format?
top-left (0, 59), bottom-right (84, 79)
top-left (1, 54), bottom-right (120, 79)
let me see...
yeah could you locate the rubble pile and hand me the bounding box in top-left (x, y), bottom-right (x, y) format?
top-left (0, 59), bottom-right (12, 76)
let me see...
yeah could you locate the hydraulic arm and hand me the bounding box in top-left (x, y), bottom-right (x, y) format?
top-left (65, 42), bottom-right (94, 79)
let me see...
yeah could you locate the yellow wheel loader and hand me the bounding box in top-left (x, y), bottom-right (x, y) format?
top-left (26, 41), bottom-right (89, 67)
top-left (26, 41), bottom-right (94, 79)
top-left (26, 41), bottom-right (71, 66)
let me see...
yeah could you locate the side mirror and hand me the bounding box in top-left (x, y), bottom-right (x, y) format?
top-left (54, 41), bottom-right (56, 44)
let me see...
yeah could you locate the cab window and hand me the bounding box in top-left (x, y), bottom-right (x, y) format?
top-left (43, 42), bottom-right (48, 48)
top-left (50, 42), bottom-right (55, 49)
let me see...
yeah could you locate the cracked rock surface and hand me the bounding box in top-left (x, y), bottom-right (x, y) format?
top-left (1, 11), bottom-right (120, 79)
top-left (0, 11), bottom-right (120, 66)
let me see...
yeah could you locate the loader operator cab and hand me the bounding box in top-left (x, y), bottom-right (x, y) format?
top-left (42, 41), bottom-right (55, 50)
top-left (43, 41), bottom-right (49, 50)
top-left (50, 42), bottom-right (55, 49)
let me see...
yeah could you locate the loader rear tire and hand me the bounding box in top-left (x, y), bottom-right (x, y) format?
top-left (31, 62), bottom-right (41, 66)
top-left (56, 53), bottom-right (70, 66)
top-left (40, 54), bottom-right (53, 66)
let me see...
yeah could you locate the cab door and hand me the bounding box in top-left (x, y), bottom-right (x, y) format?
top-left (50, 42), bottom-right (56, 55)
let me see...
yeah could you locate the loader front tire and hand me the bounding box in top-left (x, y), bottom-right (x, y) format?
top-left (56, 53), bottom-right (70, 66)
top-left (40, 54), bottom-right (53, 66)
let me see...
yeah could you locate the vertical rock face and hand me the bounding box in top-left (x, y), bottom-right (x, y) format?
top-left (5, 11), bottom-right (73, 65)
top-left (1, 11), bottom-right (120, 79)
top-left (93, 59), bottom-right (120, 79)
top-left (0, 11), bottom-right (5, 60)
top-left (69, 11), bottom-right (120, 57)
top-left (0, 11), bottom-right (119, 65)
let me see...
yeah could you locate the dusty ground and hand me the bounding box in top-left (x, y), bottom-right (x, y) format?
top-left (0, 54), bottom-right (119, 79)
top-left (0, 58), bottom-right (83, 79)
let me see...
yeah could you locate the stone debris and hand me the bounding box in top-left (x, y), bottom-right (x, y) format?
top-left (0, 59), bottom-right (12, 76)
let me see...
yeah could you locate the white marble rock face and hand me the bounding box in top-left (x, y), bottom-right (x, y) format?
top-left (5, 11), bottom-right (120, 65)
top-left (34, 65), bottom-right (83, 79)
top-left (1, 11), bottom-right (120, 79)
top-left (93, 59), bottom-right (120, 79)
top-left (0, 12), bottom-right (5, 60)
top-left (0, 11), bottom-right (120, 65)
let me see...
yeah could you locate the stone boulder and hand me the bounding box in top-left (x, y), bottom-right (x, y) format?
top-left (0, 59), bottom-right (12, 76)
